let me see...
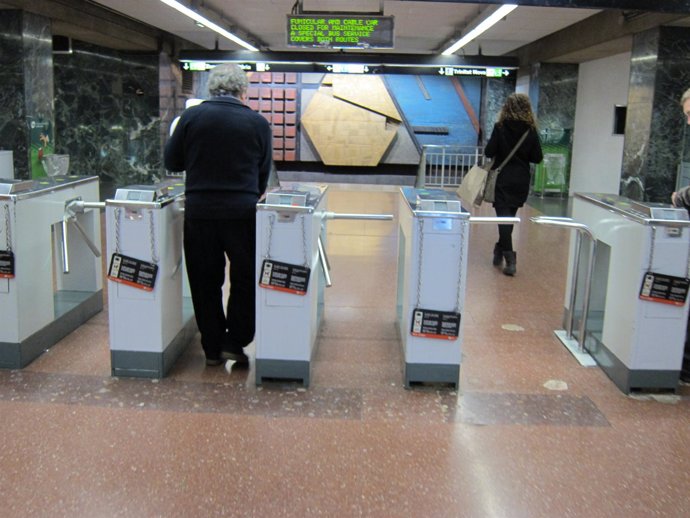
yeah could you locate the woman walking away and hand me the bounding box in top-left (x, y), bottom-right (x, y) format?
top-left (484, 93), bottom-right (543, 276)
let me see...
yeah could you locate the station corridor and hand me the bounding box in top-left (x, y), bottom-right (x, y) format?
top-left (0, 185), bottom-right (688, 517)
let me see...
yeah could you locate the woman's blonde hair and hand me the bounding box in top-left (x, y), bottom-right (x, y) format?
top-left (498, 93), bottom-right (537, 128)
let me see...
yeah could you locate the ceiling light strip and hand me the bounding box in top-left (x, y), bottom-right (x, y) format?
top-left (441, 4), bottom-right (517, 56)
top-left (159, 0), bottom-right (258, 51)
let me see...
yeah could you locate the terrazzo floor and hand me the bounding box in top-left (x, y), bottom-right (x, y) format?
top-left (1, 185), bottom-right (689, 517)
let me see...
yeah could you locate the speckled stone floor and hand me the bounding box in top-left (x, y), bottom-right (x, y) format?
top-left (1, 185), bottom-right (689, 517)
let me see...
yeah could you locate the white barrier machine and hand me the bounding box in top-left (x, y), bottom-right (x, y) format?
top-left (397, 188), bottom-right (469, 388)
top-left (396, 187), bottom-right (520, 388)
top-left (104, 180), bottom-right (196, 378)
top-left (0, 175), bottom-right (102, 368)
top-left (255, 184), bottom-right (392, 387)
top-left (566, 193), bottom-right (690, 392)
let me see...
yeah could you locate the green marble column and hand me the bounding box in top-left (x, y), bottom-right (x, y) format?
top-left (0, 10), bottom-right (54, 179)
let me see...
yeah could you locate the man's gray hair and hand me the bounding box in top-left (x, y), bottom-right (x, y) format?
top-left (681, 88), bottom-right (690, 106)
top-left (207, 64), bottom-right (249, 97)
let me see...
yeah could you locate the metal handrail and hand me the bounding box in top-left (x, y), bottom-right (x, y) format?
top-left (421, 145), bottom-right (484, 187)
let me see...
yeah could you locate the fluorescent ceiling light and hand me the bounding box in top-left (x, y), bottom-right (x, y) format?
top-left (159, 0), bottom-right (258, 51)
top-left (441, 4), bottom-right (517, 56)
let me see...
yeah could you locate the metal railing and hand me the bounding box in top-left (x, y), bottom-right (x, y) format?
top-left (418, 145), bottom-right (484, 188)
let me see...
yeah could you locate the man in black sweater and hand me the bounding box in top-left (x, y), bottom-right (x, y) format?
top-left (165, 64), bottom-right (272, 366)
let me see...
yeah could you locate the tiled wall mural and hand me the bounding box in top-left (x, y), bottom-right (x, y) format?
top-left (191, 70), bottom-right (495, 169)
top-left (301, 75), bottom-right (402, 166)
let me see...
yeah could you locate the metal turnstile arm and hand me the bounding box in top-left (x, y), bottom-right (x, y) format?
top-left (317, 236), bottom-right (332, 287)
top-left (317, 211), bottom-right (393, 287)
top-left (60, 199), bottom-right (106, 273)
top-left (468, 216), bottom-right (521, 224)
top-left (322, 211), bottom-right (393, 221)
top-left (531, 216), bottom-right (597, 352)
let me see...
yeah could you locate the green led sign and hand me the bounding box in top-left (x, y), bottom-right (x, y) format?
top-left (287, 15), bottom-right (394, 49)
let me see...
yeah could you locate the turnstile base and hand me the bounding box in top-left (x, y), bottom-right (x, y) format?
top-left (405, 362), bottom-right (459, 389)
top-left (587, 337), bottom-right (680, 393)
top-left (0, 290), bottom-right (103, 369)
top-left (110, 312), bottom-right (197, 379)
top-left (554, 330), bottom-right (597, 367)
top-left (256, 359), bottom-right (310, 387)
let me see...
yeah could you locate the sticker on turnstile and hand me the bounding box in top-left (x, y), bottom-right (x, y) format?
top-left (107, 253), bottom-right (158, 291)
top-left (411, 308), bottom-right (461, 340)
top-left (639, 271), bottom-right (690, 306)
top-left (0, 250), bottom-right (14, 278)
top-left (259, 259), bottom-right (310, 295)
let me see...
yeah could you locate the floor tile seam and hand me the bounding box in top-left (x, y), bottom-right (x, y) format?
top-left (0, 380), bottom-right (369, 421)
top-left (456, 391), bottom-right (613, 428)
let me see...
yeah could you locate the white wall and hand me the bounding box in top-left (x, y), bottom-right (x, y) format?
top-left (570, 52), bottom-right (631, 195)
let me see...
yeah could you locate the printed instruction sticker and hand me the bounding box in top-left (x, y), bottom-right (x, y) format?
top-left (411, 308), bottom-right (461, 340)
top-left (0, 250), bottom-right (15, 278)
top-left (259, 259), bottom-right (310, 295)
top-left (107, 253), bottom-right (158, 291)
top-left (639, 271), bottom-right (690, 306)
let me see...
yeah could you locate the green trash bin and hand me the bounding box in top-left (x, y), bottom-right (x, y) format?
top-left (533, 128), bottom-right (571, 197)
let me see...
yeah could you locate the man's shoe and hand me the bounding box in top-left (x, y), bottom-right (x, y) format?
top-left (221, 349), bottom-right (249, 364)
top-left (205, 357), bottom-right (224, 366)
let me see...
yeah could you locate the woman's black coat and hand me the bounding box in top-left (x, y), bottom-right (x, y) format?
top-left (484, 120), bottom-right (543, 207)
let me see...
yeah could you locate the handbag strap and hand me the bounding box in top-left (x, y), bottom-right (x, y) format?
top-left (493, 129), bottom-right (530, 173)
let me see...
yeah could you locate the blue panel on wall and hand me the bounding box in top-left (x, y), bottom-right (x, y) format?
top-left (385, 75), bottom-right (482, 148)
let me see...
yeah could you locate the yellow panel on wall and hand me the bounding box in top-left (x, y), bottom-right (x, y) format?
top-left (301, 90), bottom-right (398, 166)
top-left (331, 75), bottom-right (401, 121)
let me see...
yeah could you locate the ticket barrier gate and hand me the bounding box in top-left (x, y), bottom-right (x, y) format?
top-left (538, 193), bottom-right (690, 393)
top-left (396, 188), bottom-right (520, 388)
top-left (255, 184), bottom-right (393, 387)
top-left (0, 175), bottom-right (103, 368)
top-left (103, 180), bottom-right (196, 378)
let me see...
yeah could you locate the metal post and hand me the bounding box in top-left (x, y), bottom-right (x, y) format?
top-left (415, 147), bottom-right (427, 188)
top-left (440, 147), bottom-right (446, 188)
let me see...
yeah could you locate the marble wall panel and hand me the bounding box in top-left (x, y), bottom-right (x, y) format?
top-left (622, 28), bottom-right (659, 199)
top-left (623, 27), bottom-right (690, 201)
top-left (481, 77), bottom-right (515, 145)
top-left (0, 11), bottom-right (53, 179)
top-left (533, 63), bottom-right (578, 134)
top-left (0, 12), bottom-right (26, 178)
top-left (54, 41), bottom-right (161, 198)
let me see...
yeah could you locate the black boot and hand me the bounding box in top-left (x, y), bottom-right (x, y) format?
top-left (502, 251), bottom-right (516, 276)
top-left (493, 243), bottom-right (503, 266)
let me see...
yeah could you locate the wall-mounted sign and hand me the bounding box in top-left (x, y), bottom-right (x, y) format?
top-left (639, 271), bottom-right (690, 306)
top-left (259, 259), bottom-right (311, 295)
top-left (287, 15), bottom-right (394, 49)
top-left (411, 308), bottom-right (461, 340)
top-left (108, 253), bottom-right (158, 291)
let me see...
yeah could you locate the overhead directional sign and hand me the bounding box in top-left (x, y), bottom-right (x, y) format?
top-left (438, 66), bottom-right (514, 78)
top-left (180, 60), bottom-right (516, 78)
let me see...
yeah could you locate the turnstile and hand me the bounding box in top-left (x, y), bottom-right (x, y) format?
top-left (255, 184), bottom-right (393, 386)
top-left (255, 185), bottom-right (328, 386)
top-left (105, 180), bottom-right (196, 378)
top-left (567, 193), bottom-right (690, 392)
top-left (0, 175), bottom-right (103, 368)
top-left (397, 188), bottom-right (470, 388)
